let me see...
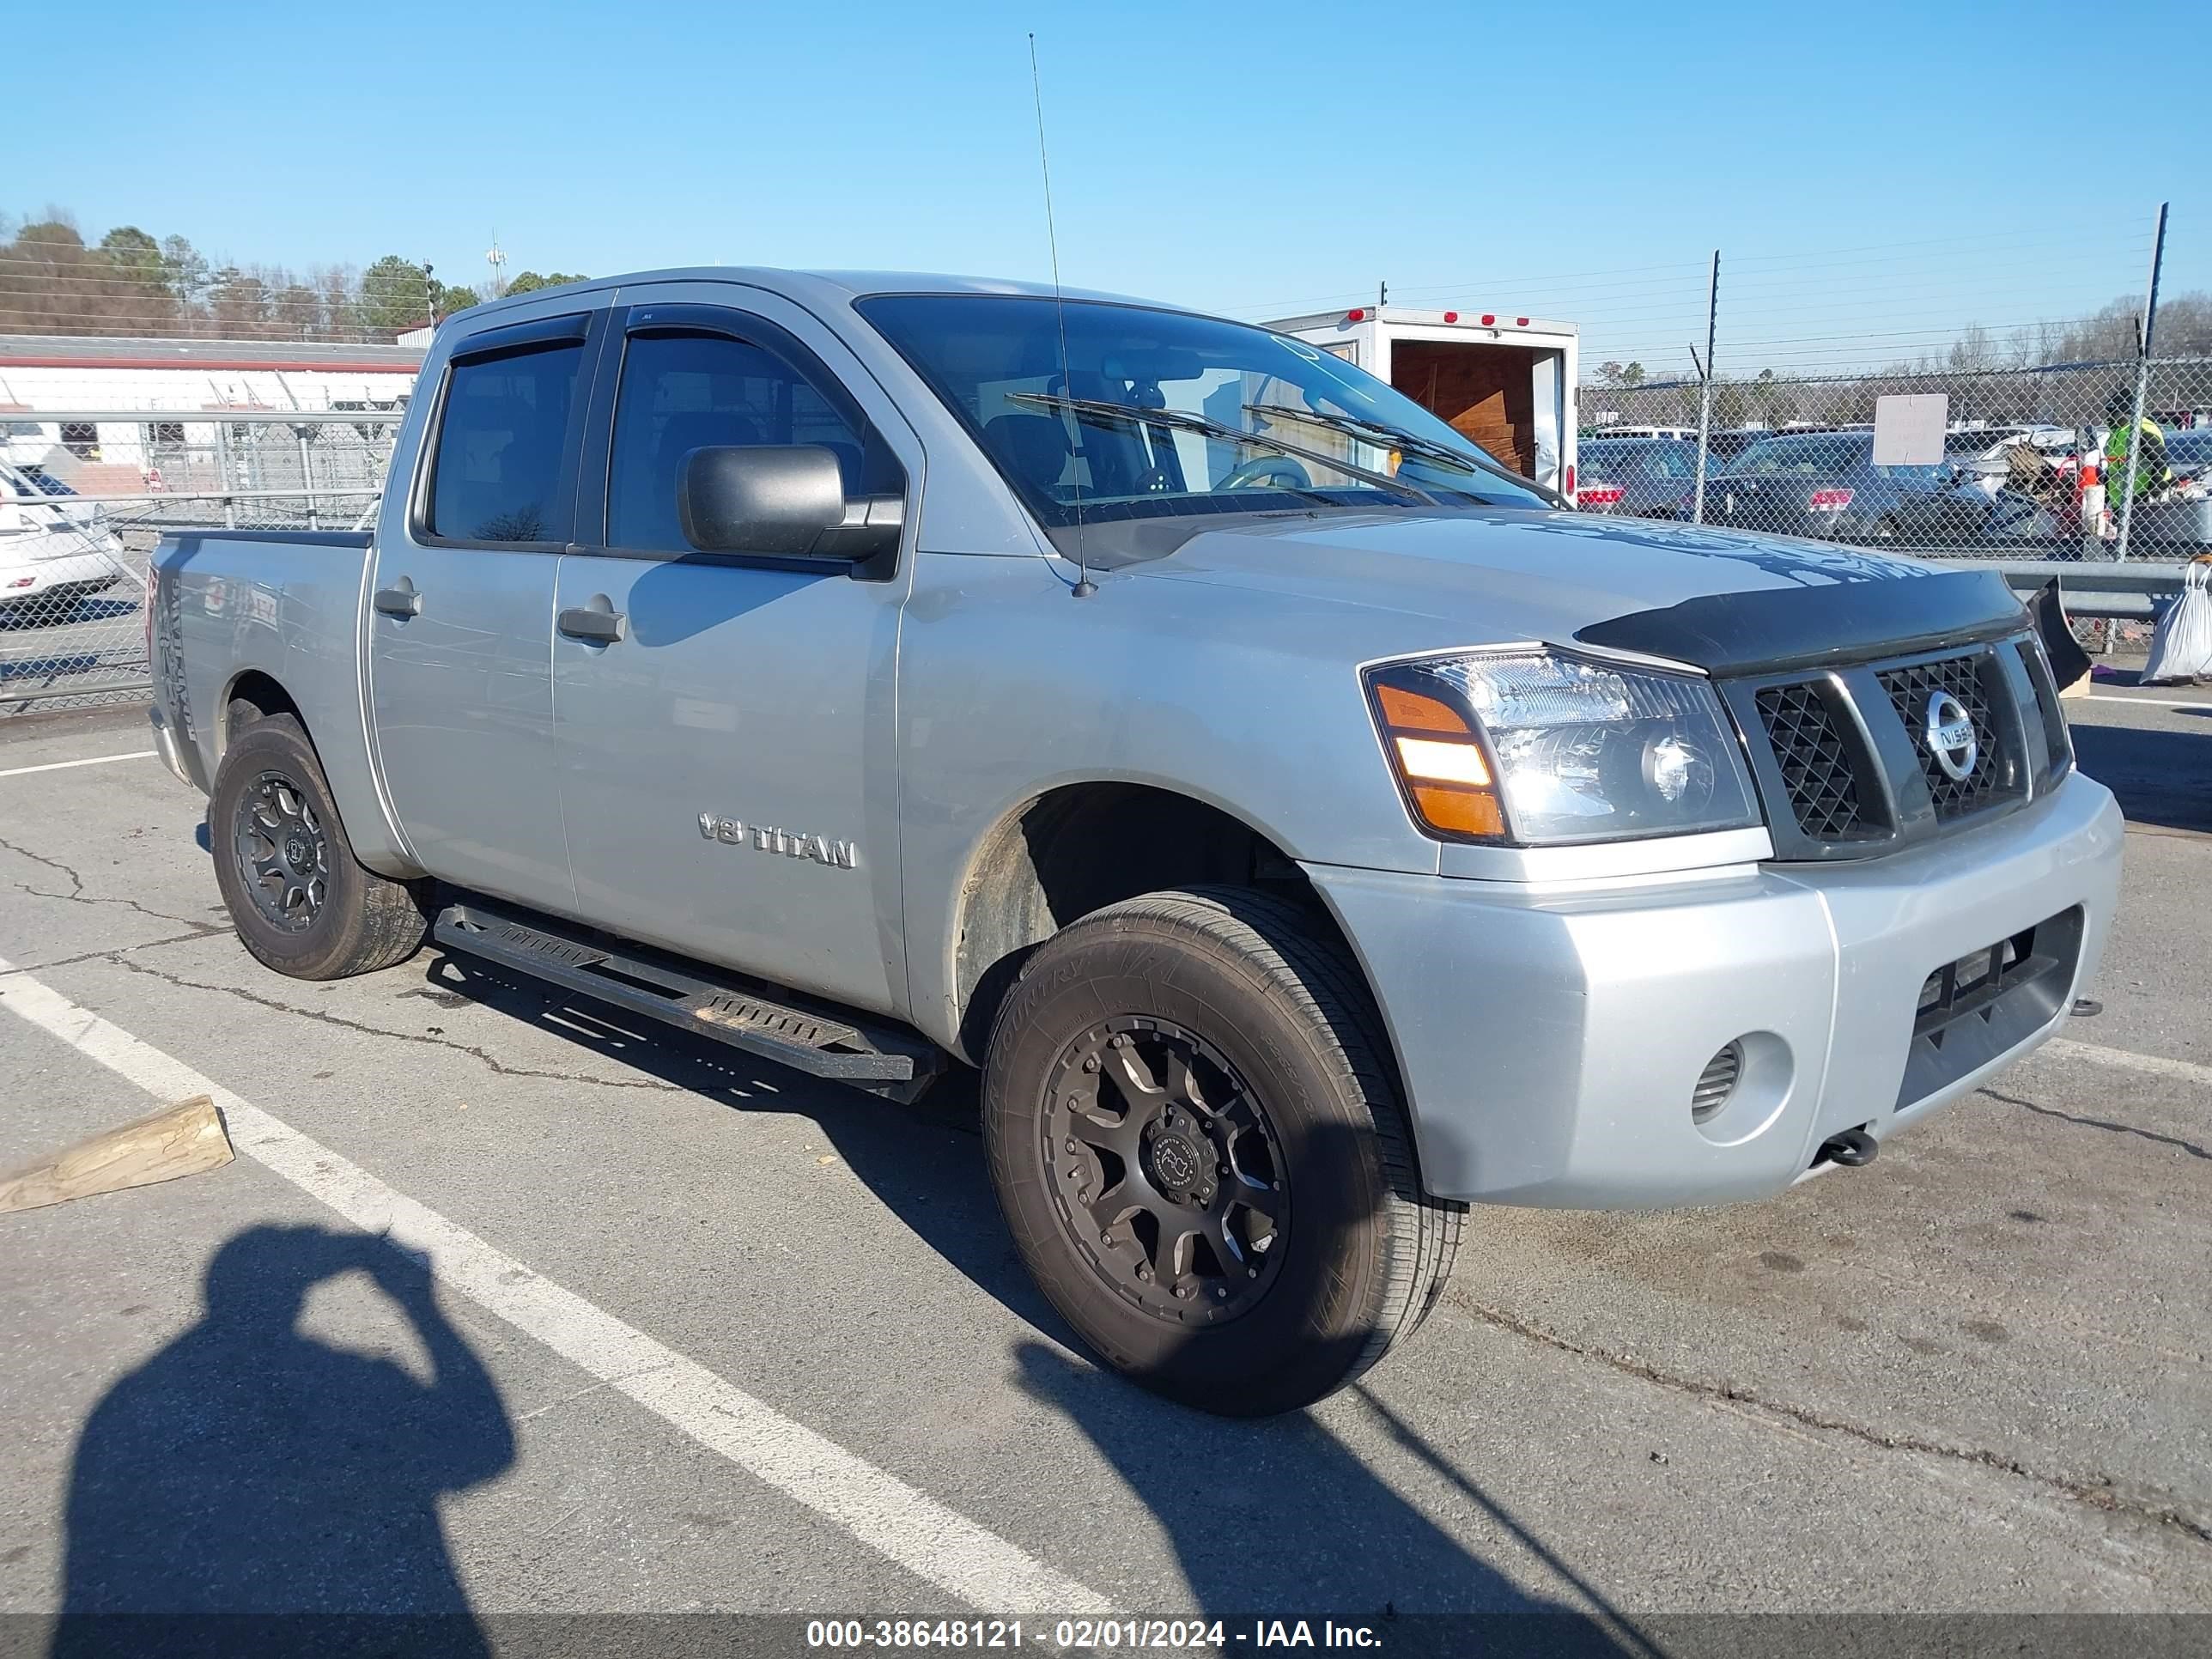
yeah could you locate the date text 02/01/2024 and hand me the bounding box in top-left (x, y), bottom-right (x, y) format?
top-left (802, 1617), bottom-right (1383, 1649)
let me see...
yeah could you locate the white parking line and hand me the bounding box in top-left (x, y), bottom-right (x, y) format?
top-left (2043, 1036), bottom-right (2212, 1091)
top-left (0, 750), bottom-right (155, 779)
top-left (0, 954), bottom-right (1109, 1615)
top-left (2071, 693), bottom-right (2212, 709)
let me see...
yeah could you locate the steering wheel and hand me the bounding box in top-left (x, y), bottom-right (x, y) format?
top-left (1217, 455), bottom-right (1314, 492)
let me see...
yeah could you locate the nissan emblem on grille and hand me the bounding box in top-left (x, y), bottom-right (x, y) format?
top-left (1923, 691), bottom-right (1978, 783)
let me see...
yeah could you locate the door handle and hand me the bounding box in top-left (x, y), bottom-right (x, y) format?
top-left (557, 602), bottom-right (625, 644)
top-left (372, 583), bottom-right (422, 619)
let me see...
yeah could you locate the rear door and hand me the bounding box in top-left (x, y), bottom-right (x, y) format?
top-left (367, 307), bottom-right (606, 911)
top-left (550, 288), bottom-right (917, 1015)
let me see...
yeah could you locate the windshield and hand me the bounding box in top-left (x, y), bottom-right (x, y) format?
top-left (1585, 439), bottom-right (1700, 481)
top-left (1726, 433), bottom-right (1950, 486)
top-left (1727, 435), bottom-right (1865, 476)
top-left (855, 294), bottom-right (1553, 538)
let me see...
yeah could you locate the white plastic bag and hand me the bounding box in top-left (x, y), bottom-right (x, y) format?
top-left (2141, 560), bottom-right (2212, 684)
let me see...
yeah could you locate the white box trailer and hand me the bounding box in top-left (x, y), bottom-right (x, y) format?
top-left (1264, 306), bottom-right (1578, 498)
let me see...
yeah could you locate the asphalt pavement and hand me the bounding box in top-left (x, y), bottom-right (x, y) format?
top-left (0, 689), bottom-right (2208, 1651)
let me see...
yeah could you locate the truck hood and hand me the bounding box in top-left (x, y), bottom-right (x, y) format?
top-left (1128, 508), bottom-right (1942, 645)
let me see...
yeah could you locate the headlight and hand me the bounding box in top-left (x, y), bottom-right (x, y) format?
top-left (1364, 649), bottom-right (1758, 845)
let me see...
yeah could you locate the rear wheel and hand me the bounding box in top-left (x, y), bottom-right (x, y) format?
top-left (982, 886), bottom-right (1462, 1416)
top-left (209, 712), bottom-right (429, 980)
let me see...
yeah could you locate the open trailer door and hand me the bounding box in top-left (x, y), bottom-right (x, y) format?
top-left (1266, 307), bottom-right (1577, 496)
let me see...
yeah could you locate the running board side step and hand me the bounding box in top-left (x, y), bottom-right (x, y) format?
top-left (432, 902), bottom-right (944, 1094)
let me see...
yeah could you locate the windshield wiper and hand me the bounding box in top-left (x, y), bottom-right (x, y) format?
top-left (1245, 403), bottom-right (1565, 506)
top-left (1006, 392), bottom-right (1433, 503)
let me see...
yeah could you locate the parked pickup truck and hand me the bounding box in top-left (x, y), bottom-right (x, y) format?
top-left (149, 270), bottom-right (2123, 1416)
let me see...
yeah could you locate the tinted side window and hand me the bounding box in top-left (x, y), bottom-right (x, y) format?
top-left (428, 340), bottom-right (586, 543)
top-left (607, 330), bottom-right (896, 553)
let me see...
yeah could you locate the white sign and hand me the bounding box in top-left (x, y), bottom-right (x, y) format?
top-left (1872, 393), bottom-right (1948, 467)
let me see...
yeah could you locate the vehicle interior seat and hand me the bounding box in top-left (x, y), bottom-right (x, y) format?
top-left (983, 413), bottom-right (1074, 499)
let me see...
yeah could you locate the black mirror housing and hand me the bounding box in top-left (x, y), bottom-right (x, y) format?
top-left (677, 444), bottom-right (902, 571)
top-left (679, 445), bottom-right (848, 556)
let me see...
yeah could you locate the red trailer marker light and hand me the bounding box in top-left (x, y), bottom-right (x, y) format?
top-left (1479, 313), bottom-right (1495, 325)
top-left (1443, 311), bottom-right (1458, 323)
top-left (1346, 307), bottom-right (1365, 322)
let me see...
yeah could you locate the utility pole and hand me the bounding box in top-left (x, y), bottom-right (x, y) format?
top-left (1691, 249), bottom-right (1720, 525)
top-left (485, 233), bottom-right (507, 300)
top-left (2113, 202), bottom-right (2167, 565)
top-left (423, 261), bottom-right (439, 325)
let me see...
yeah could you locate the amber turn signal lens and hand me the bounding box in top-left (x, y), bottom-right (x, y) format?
top-left (1375, 682), bottom-right (1464, 734)
top-left (1411, 782), bottom-right (1504, 836)
top-left (1367, 666), bottom-right (1507, 842)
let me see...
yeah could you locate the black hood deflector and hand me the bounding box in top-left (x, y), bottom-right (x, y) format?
top-left (1574, 568), bottom-right (2025, 677)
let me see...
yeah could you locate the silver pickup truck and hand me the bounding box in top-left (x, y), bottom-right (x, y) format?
top-left (149, 270), bottom-right (2124, 1415)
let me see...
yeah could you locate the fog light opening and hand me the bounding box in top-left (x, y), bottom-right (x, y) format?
top-left (1691, 1041), bottom-right (1745, 1125)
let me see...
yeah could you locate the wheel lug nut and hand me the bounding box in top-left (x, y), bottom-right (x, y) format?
top-left (1212, 1287), bottom-right (1229, 1300)
top-left (1082, 1056), bottom-right (1100, 1073)
top-left (1136, 1266), bottom-right (1152, 1282)
top-left (1099, 1231), bottom-right (1115, 1246)
top-left (1065, 1137), bottom-right (1078, 1153)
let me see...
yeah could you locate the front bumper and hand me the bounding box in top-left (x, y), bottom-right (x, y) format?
top-left (1307, 770), bottom-right (2123, 1207)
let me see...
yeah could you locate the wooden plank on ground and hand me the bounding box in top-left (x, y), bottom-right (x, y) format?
top-left (0, 1095), bottom-right (233, 1214)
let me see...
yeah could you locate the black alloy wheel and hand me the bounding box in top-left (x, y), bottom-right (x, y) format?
top-left (1041, 1015), bottom-right (1288, 1324)
top-left (233, 769), bottom-right (331, 933)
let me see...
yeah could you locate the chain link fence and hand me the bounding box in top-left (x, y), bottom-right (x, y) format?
top-left (1577, 355), bottom-right (2212, 566)
top-left (3, 410), bottom-right (399, 714)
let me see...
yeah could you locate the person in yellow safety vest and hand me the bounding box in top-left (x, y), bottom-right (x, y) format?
top-left (2103, 386), bottom-right (2172, 507)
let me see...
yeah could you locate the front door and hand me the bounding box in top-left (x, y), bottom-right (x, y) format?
top-left (550, 294), bottom-right (915, 1016)
top-left (368, 307), bottom-right (605, 912)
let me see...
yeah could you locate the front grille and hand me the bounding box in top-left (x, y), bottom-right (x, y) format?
top-left (1878, 653), bottom-right (2011, 820)
top-left (1731, 634), bottom-right (2051, 860)
top-left (1755, 681), bottom-right (1875, 839)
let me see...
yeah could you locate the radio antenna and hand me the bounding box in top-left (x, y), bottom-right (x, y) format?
top-left (1029, 32), bottom-right (1093, 599)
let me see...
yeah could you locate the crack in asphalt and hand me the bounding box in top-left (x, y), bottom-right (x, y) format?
top-left (105, 953), bottom-right (686, 1094)
top-left (14, 928), bottom-right (229, 973)
top-left (1445, 1289), bottom-right (2212, 1547)
top-left (1982, 1086), bottom-right (2210, 1163)
top-left (0, 832), bottom-right (228, 933)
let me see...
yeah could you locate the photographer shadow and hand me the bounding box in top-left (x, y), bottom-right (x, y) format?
top-left (54, 1223), bottom-right (513, 1657)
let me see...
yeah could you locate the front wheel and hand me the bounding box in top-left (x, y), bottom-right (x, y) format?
top-left (982, 887), bottom-right (1462, 1416)
top-left (208, 712), bottom-right (430, 980)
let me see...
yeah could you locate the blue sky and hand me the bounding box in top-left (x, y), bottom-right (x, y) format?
top-left (16, 0), bottom-right (2203, 375)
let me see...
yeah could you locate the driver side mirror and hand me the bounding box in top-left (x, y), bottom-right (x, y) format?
top-left (678, 445), bottom-right (902, 568)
